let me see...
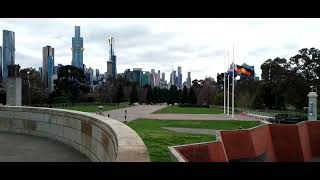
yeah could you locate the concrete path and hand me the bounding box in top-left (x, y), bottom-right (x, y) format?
top-left (102, 105), bottom-right (260, 122)
top-left (0, 132), bottom-right (90, 162)
top-left (102, 105), bottom-right (167, 122)
top-left (162, 127), bottom-right (217, 135)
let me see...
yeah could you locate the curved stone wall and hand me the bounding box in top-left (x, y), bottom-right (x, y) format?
top-left (0, 106), bottom-right (150, 162)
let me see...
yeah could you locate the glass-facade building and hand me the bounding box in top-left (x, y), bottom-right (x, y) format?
top-left (42, 46), bottom-right (54, 90)
top-left (71, 26), bottom-right (84, 69)
top-left (142, 72), bottom-right (151, 87)
top-left (2, 30), bottom-right (15, 81)
top-left (0, 46), bottom-right (2, 81)
top-left (108, 37), bottom-right (117, 78)
top-left (132, 69), bottom-right (142, 86)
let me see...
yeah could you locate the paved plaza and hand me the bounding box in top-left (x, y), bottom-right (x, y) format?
top-left (0, 132), bottom-right (90, 162)
top-left (103, 105), bottom-right (260, 122)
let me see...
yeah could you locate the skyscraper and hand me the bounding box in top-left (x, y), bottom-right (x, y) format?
top-left (162, 72), bottom-right (165, 81)
top-left (187, 72), bottom-right (191, 88)
top-left (2, 30), bottom-right (15, 81)
top-left (71, 26), bottom-right (84, 69)
top-left (42, 46), bottom-right (54, 91)
top-left (171, 70), bottom-right (176, 85)
top-left (0, 46), bottom-right (2, 81)
top-left (178, 66), bottom-right (182, 88)
top-left (96, 69), bottom-right (99, 78)
top-left (107, 37), bottom-right (117, 78)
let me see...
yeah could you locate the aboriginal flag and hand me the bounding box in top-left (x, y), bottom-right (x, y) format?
top-left (235, 65), bottom-right (254, 76)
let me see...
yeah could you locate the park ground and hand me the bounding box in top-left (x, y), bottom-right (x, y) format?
top-left (127, 119), bottom-right (261, 161)
top-left (154, 106), bottom-right (224, 114)
top-left (63, 104), bottom-right (261, 162)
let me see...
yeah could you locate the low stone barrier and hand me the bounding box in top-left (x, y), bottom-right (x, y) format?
top-left (0, 106), bottom-right (150, 162)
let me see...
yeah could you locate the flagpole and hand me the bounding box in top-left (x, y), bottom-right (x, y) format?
top-left (224, 54), bottom-right (226, 115)
top-left (232, 44), bottom-right (235, 119)
top-left (227, 50), bottom-right (230, 117)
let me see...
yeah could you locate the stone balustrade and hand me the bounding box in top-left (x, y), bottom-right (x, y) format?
top-left (0, 106), bottom-right (150, 162)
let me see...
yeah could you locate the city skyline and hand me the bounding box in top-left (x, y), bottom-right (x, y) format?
top-left (1, 18), bottom-right (320, 80)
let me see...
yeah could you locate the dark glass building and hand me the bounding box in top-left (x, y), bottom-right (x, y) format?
top-left (71, 26), bottom-right (84, 69)
top-left (2, 30), bottom-right (15, 81)
top-left (42, 46), bottom-right (54, 91)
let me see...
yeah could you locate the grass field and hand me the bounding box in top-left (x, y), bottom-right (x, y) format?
top-left (60, 103), bottom-right (131, 112)
top-left (127, 119), bottom-right (261, 162)
top-left (154, 106), bottom-right (224, 114)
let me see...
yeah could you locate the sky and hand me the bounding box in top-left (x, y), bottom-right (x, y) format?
top-left (1, 18), bottom-right (320, 81)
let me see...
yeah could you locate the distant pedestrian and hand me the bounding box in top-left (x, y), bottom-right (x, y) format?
top-left (108, 114), bottom-right (110, 118)
top-left (125, 109), bottom-right (127, 121)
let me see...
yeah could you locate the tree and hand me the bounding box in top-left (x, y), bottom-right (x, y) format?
top-left (146, 85), bottom-right (153, 104)
top-left (20, 67), bottom-right (47, 105)
top-left (181, 86), bottom-right (189, 104)
top-left (51, 65), bottom-right (90, 103)
top-left (189, 87), bottom-right (197, 104)
top-left (129, 83), bottom-right (139, 104)
top-left (115, 84), bottom-right (125, 103)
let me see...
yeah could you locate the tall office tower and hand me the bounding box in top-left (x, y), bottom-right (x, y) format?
top-left (0, 46), bottom-right (2, 81)
top-left (171, 70), bottom-right (176, 85)
top-left (96, 69), bottom-right (99, 78)
top-left (178, 66), bottom-right (182, 88)
top-left (107, 61), bottom-right (113, 78)
top-left (71, 26), bottom-right (84, 69)
top-left (107, 37), bottom-right (117, 78)
top-left (42, 46), bottom-right (54, 90)
top-left (187, 72), bottom-right (191, 88)
top-left (162, 72), bottom-right (165, 81)
top-left (153, 70), bottom-right (160, 87)
top-left (133, 68), bottom-right (142, 86)
top-left (2, 30), bottom-right (15, 82)
top-left (88, 67), bottom-right (94, 77)
top-left (39, 67), bottom-right (43, 79)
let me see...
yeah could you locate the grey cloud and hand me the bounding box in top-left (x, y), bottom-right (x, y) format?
top-left (248, 47), bottom-right (274, 56)
top-left (197, 49), bottom-right (225, 58)
top-left (283, 43), bottom-right (299, 50)
top-left (16, 51), bottom-right (41, 68)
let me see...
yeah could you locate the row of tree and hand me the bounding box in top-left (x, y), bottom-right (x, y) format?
top-left (215, 47), bottom-right (320, 110)
top-left (4, 47), bottom-right (316, 110)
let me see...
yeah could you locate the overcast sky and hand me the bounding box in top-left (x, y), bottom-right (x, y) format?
top-left (0, 18), bottom-right (320, 81)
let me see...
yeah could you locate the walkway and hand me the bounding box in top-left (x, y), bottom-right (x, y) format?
top-left (162, 127), bottom-right (217, 135)
top-left (0, 132), bottom-right (90, 162)
top-left (102, 105), bottom-right (167, 121)
top-left (103, 105), bottom-right (260, 122)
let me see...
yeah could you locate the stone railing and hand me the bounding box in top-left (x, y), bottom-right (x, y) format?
top-left (0, 106), bottom-right (150, 162)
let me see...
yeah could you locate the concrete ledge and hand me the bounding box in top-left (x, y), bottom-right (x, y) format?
top-left (0, 106), bottom-right (150, 162)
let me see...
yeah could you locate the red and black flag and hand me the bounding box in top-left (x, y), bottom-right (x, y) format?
top-left (235, 65), bottom-right (254, 76)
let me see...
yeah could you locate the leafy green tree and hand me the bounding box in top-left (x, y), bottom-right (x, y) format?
top-left (51, 65), bottom-right (90, 103)
top-left (189, 87), bottom-right (197, 104)
top-left (181, 86), bottom-right (189, 104)
top-left (129, 83), bottom-right (139, 104)
top-left (116, 84), bottom-right (125, 103)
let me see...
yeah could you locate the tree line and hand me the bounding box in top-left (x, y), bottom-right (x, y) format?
top-left (1, 47), bottom-right (317, 110)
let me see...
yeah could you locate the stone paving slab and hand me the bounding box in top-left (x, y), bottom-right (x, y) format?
top-left (162, 127), bottom-right (217, 135)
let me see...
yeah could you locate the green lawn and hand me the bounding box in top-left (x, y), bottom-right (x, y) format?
top-left (127, 119), bottom-right (261, 162)
top-left (154, 106), bottom-right (224, 114)
top-left (60, 103), bottom-right (131, 112)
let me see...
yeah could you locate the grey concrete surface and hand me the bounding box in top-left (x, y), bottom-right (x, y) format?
top-left (162, 127), bottom-right (217, 135)
top-left (102, 105), bottom-right (260, 122)
top-left (0, 132), bottom-right (90, 162)
top-left (103, 105), bottom-right (167, 122)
